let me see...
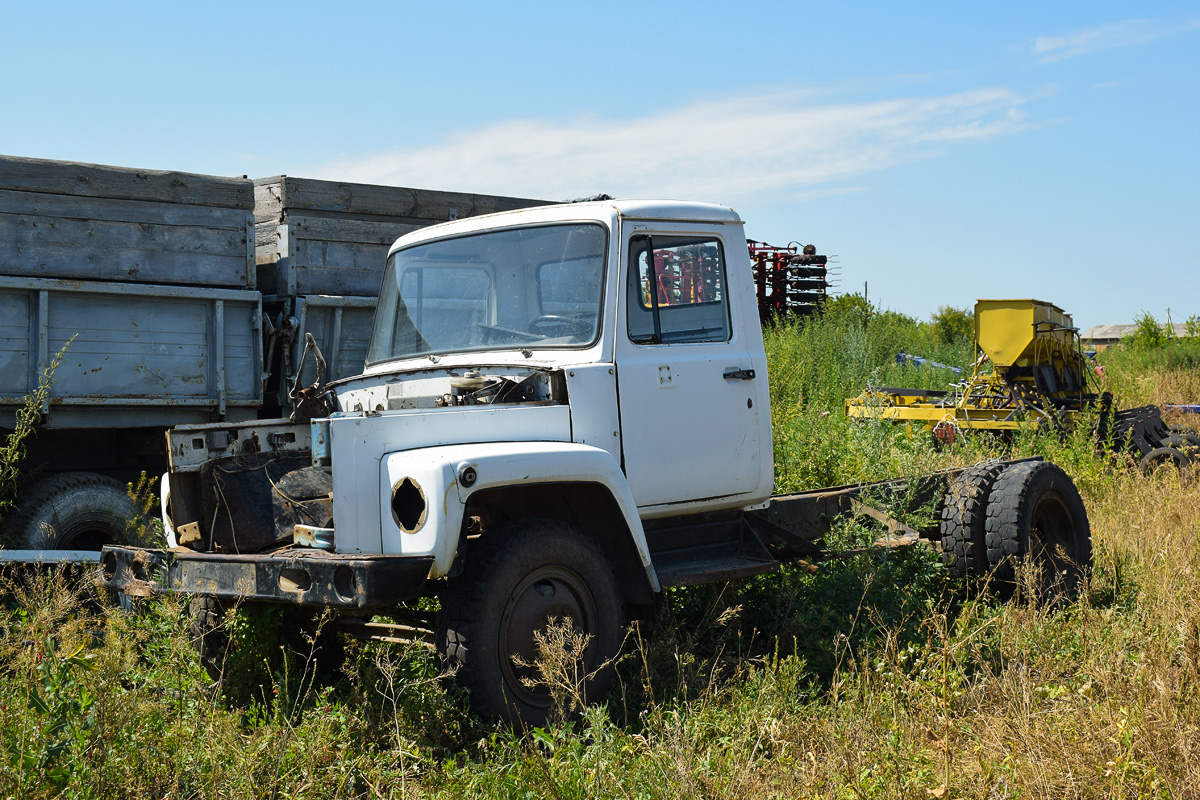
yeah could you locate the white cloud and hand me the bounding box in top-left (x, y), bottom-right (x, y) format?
top-left (307, 88), bottom-right (1041, 202)
top-left (1033, 18), bottom-right (1200, 63)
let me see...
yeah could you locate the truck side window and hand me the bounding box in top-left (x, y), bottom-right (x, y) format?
top-left (627, 235), bottom-right (730, 344)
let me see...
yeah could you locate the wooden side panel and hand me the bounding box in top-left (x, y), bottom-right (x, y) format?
top-left (287, 214), bottom-right (428, 245)
top-left (289, 238), bottom-right (391, 296)
top-left (0, 291), bottom-right (30, 398)
top-left (44, 295), bottom-right (257, 402)
top-left (0, 193), bottom-right (255, 287)
top-left (254, 175), bottom-right (547, 221)
top-left (0, 154), bottom-right (252, 209)
top-left (256, 214), bottom-right (428, 296)
top-left (0, 280), bottom-right (261, 428)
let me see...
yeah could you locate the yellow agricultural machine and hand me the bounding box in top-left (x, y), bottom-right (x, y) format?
top-left (846, 299), bottom-right (1198, 470)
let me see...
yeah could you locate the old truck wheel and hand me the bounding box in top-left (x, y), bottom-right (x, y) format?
top-left (940, 462), bottom-right (1005, 578)
top-left (437, 520), bottom-right (623, 727)
top-left (984, 461), bottom-right (1092, 600)
top-left (3, 472), bottom-right (143, 550)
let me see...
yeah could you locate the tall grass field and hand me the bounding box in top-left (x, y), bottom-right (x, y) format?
top-left (2, 303), bottom-right (1199, 799)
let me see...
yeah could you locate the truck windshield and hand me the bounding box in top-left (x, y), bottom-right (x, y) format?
top-left (367, 223), bottom-right (607, 364)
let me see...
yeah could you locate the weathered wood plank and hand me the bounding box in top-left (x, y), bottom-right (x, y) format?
top-left (253, 181), bottom-right (283, 222)
top-left (293, 240), bottom-right (391, 296)
top-left (284, 252), bottom-right (390, 296)
top-left (0, 291), bottom-right (30, 397)
top-left (255, 221), bottom-right (279, 250)
top-left (256, 239), bottom-right (393, 297)
top-left (0, 154), bottom-right (253, 209)
top-left (257, 216), bottom-right (436, 254)
top-left (0, 189), bottom-right (251, 230)
top-left (0, 214), bottom-right (254, 287)
top-left (253, 175), bottom-right (548, 221)
top-left (285, 213), bottom-right (427, 245)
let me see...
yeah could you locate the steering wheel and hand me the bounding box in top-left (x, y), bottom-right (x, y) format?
top-left (528, 315), bottom-right (590, 336)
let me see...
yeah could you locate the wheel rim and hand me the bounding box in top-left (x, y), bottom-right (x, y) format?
top-left (1030, 491), bottom-right (1077, 589)
top-left (498, 565), bottom-right (598, 709)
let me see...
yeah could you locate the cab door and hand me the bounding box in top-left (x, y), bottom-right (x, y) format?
top-left (614, 223), bottom-right (769, 510)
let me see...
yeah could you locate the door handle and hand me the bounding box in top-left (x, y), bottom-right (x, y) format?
top-left (723, 367), bottom-right (756, 381)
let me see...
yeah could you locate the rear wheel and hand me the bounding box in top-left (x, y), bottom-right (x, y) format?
top-left (939, 462), bottom-right (1005, 578)
top-left (437, 520), bottom-right (624, 727)
top-left (984, 461), bottom-right (1092, 600)
top-left (3, 472), bottom-right (143, 550)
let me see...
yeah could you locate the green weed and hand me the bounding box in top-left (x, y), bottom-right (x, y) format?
top-left (0, 339), bottom-right (72, 533)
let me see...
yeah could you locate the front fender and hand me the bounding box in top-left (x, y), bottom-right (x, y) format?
top-left (379, 441), bottom-right (659, 591)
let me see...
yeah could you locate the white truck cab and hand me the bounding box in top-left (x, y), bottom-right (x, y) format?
top-left (325, 200), bottom-right (772, 576)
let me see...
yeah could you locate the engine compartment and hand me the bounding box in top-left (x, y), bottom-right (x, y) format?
top-left (333, 366), bottom-right (567, 413)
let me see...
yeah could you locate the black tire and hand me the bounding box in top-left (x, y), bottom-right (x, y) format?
top-left (1168, 424), bottom-right (1199, 438)
top-left (3, 472), bottom-right (144, 550)
top-left (189, 595), bottom-right (228, 680)
top-left (1139, 446), bottom-right (1190, 473)
top-left (1163, 433), bottom-right (1200, 460)
top-left (984, 461), bottom-right (1092, 600)
top-left (939, 462), bottom-right (1005, 578)
top-left (437, 519), bottom-right (624, 728)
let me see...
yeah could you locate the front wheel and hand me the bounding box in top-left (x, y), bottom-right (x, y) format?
top-left (437, 520), bottom-right (624, 727)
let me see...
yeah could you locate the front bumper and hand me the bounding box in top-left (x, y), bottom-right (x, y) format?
top-left (101, 546), bottom-right (433, 612)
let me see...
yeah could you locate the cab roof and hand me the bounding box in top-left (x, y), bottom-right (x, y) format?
top-left (388, 199), bottom-right (743, 255)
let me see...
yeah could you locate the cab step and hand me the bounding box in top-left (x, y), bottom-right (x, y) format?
top-left (646, 511), bottom-right (779, 587)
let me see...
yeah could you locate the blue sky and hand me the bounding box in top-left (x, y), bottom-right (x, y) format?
top-left (2, 1), bottom-right (1197, 328)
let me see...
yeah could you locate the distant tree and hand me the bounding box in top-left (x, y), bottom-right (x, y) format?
top-left (930, 305), bottom-right (974, 345)
top-left (823, 293), bottom-right (874, 325)
top-left (874, 308), bottom-right (919, 328)
top-left (1127, 311), bottom-right (1166, 349)
top-left (1186, 315), bottom-right (1200, 339)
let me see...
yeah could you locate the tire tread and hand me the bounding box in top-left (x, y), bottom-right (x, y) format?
top-left (3, 471), bottom-right (141, 549)
top-left (940, 462), bottom-right (1005, 578)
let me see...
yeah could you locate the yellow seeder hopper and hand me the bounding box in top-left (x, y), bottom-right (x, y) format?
top-left (846, 299), bottom-right (1192, 469)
